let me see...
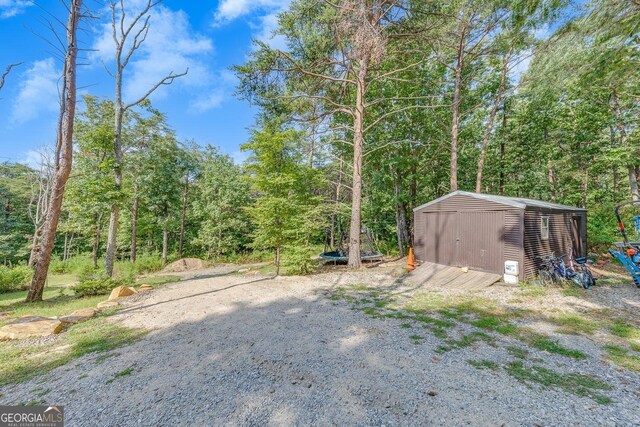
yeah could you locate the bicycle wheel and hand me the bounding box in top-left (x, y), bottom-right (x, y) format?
top-left (538, 269), bottom-right (553, 286)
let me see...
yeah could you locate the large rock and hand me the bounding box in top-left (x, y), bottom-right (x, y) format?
top-left (96, 300), bottom-right (120, 311)
top-left (162, 258), bottom-right (206, 273)
top-left (0, 316), bottom-right (63, 340)
top-left (59, 308), bottom-right (97, 324)
top-left (108, 286), bottom-right (137, 300)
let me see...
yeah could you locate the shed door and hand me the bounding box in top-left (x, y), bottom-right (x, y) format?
top-left (457, 211), bottom-right (505, 273)
top-left (423, 212), bottom-right (458, 265)
top-left (571, 215), bottom-right (584, 257)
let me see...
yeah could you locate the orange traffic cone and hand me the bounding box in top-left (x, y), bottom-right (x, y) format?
top-left (407, 247), bottom-right (415, 272)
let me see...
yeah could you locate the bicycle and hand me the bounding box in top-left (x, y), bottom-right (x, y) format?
top-left (535, 253), bottom-right (595, 289)
top-left (553, 253), bottom-right (595, 289)
top-left (535, 254), bottom-right (558, 286)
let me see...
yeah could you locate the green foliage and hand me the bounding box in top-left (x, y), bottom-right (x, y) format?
top-left (282, 246), bottom-right (316, 275)
top-left (191, 147), bottom-right (251, 260)
top-left (0, 265), bottom-right (33, 293)
top-left (49, 254), bottom-right (96, 276)
top-left (72, 273), bottom-right (121, 297)
top-left (242, 125), bottom-right (326, 273)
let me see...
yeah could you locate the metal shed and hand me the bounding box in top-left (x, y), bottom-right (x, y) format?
top-left (413, 191), bottom-right (587, 281)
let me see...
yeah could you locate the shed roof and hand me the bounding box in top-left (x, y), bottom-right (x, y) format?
top-left (413, 191), bottom-right (586, 212)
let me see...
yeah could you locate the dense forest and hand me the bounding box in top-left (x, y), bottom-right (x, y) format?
top-left (1, 0), bottom-right (639, 299)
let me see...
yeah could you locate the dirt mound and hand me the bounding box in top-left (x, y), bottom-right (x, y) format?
top-left (162, 258), bottom-right (207, 273)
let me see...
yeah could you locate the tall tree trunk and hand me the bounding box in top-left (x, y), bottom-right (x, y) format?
top-left (161, 206), bottom-right (169, 267)
top-left (92, 215), bottom-right (100, 269)
top-left (26, 0), bottom-right (82, 302)
top-left (547, 164), bottom-right (557, 203)
top-left (105, 105), bottom-right (124, 275)
top-left (28, 231), bottom-right (38, 268)
top-left (348, 59), bottom-right (369, 268)
top-left (275, 246), bottom-right (281, 276)
top-left (611, 89), bottom-right (638, 201)
top-left (450, 25), bottom-right (466, 192)
top-left (130, 195), bottom-right (139, 262)
top-left (629, 166), bottom-right (640, 201)
top-left (178, 177), bottom-right (189, 259)
top-left (162, 227), bottom-right (168, 267)
top-left (476, 48), bottom-right (511, 193)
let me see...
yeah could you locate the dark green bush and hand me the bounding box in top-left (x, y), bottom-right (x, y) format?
top-left (0, 265), bottom-right (33, 293)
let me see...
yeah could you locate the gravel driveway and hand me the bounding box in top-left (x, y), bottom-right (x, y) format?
top-left (1, 266), bottom-right (639, 426)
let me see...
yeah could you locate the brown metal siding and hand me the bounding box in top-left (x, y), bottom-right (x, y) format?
top-left (522, 210), bottom-right (587, 280)
top-left (504, 210), bottom-right (524, 276)
top-left (457, 211), bottom-right (505, 273)
top-left (415, 209), bottom-right (522, 275)
top-left (418, 194), bottom-right (515, 212)
top-left (422, 212), bottom-right (458, 265)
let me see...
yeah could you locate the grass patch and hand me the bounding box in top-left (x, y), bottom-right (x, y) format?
top-left (550, 313), bottom-right (597, 335)
top-left (106, 366), bottom-right (134, 384)
top-left (468, 359), bottom-right (499, 370)
top-left (506, 346), bottom-right (529, 359)
top-left (470, 316), bottom-right (519, 335)
top-left (409, 334), bottom-right (423, 345)
top-left (0, 295), bottom-right (105, 327)
top-left (0, 318), bottom-right (147, 387)
top-left (603, 345), bottom-right (640, 372)
top-left (519, 284), bottom-right (547, 297)
top-left (525, 334), bottom-right (588, 359)
top-left (505, 361), bottom-right (612, 404)
top-left (400, 323), bottom-right (412, 329)
top-left (561, 288), bottom-right (583, 297)
top-left (608, 319), bottom-right (640, 339)
top-left (438, 331), bottom-right (495, 353)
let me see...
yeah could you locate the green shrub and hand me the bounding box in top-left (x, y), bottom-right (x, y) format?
top-left (132, 254), bottom-right (163, 274)
top-left (50, 254), bottom-right (96, 275)
top-left (0, 265), bottom-right (33, 293)
top-left (73, 273), bottom-right (121, 297)
top-left (283, 247), bottom-right (317, 275)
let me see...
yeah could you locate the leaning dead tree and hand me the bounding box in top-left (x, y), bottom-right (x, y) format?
top-left (103, 0), bottom-right (187, 276)
top-left (26, 0), bottom-right (83, 302)
top-left (0, 62), bottom-right (22, 92)
top-left (27, 149), bottom-right (55, 267)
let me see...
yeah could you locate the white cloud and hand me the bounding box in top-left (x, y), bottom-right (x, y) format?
top-left (214, 0), bottom-right (289, 23)
top-left (92, 5), bottom-right (214, 105)
top-left (191, 91), bottom-right (224, 112)
top-left (252, 12), bottom-right (288, 50)
top-left (11, 58), bottom-right (59, 124)
top-left (0, 0), bottom-right (33, 19)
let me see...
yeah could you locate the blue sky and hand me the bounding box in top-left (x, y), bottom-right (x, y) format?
top-left (0, 0), bottom-right (291, 165)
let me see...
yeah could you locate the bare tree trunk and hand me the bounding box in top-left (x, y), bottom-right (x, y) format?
top-left (178, 177), bottom-right (189, 259)
top-left (348, 59), bottom-right (369, 268)
top-left (450, 25), bottom-right (466, 192)
top-left (547, 164), bottom-right (557, 203)
top-left (476, 48), bottom-right (511, 193)
top-left (105, 0), bottom-right (187, 277)
top-left (130, 195), bottom-right (139, 262)
top-left (162, 227), bottom-right (168, 267)
top-left (92, 214), bottom-right (100, 268)
top-left (611, 89), bottom-right (638, 201)
top-left (629, 166), bottom-right (639, 201)
top-left (161, 205), bottom-right (169, 267)
top-left (26, 0), bottom-right (82, 302)
top-left (275, 246), bottom-right (281, 276)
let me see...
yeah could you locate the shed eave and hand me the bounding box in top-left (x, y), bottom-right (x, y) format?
top-left (412, 190), bottom-right (525, 212)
